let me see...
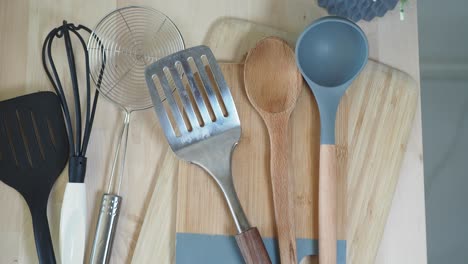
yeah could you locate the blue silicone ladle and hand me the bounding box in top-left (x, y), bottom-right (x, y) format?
top-left (296, 16), bottom-right (368, 264)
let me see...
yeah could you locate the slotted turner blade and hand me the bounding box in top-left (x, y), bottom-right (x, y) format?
top-left (0, 92), bottom-right (69, 264)
top-left (145, 45), bottom-right (271, 264)
top-left (146, 45), bottom-right (240, 152)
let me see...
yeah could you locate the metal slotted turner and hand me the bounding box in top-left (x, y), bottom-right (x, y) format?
top-left (145, 45), bottom-right (271, 264)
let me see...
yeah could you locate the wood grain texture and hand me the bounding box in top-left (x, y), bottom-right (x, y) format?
top-left (235, 228), bottom-right (272, 264)
top-left (0, 1), bottom-right (425, 263)
top-left (244, 37), bottom-right (302, 264)
top-left (318, 145), bottom-right (337, 264)
top-left (337, 61), bottom-right (419, 264)
top-left (267, 117), bottom-right (298, 264)
top-left (205, 18), bottom-right (296, 63)
top-left (176, 62), bottom-right (418, 264)
top-left (131, 150), bottom-right (179, 264)
top-left (204, 17), bottom-right (424, 264)
top-left (0, 1), bottom-right (32, 263)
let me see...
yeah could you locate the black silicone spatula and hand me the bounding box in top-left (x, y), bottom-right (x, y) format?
top-left (0, 91), bottom-right (69, 264)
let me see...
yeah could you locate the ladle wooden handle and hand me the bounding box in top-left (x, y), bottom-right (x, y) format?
top-left (319, 145), bottom-right (337, 264)
top-left (268, 117), bottom-right (297, 264)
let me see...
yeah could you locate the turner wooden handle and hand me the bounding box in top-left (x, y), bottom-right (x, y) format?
top-left (235, 227), bottom-right (272, 264)
top-left (319, 145), bottom-right (337, 264)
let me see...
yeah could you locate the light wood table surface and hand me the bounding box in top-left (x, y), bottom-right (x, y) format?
top-left (0, 0), bottom-right (427, 263)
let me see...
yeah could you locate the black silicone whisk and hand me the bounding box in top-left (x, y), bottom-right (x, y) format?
top-left (42, 21), bottom-right (105, 264)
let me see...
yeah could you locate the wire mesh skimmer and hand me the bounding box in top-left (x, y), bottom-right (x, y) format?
top-left (87, 6), bottom-right (184, 264)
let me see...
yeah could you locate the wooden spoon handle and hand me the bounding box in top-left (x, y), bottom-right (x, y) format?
top-left (235, 227), bottom-right (272, 264)
top-left (319, 145), bottom-right (337, 264)
top-left (269, 119), bottom-right (297, 264)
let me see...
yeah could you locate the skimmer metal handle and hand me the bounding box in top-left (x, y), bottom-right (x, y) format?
top-left (89, 194), bottom-right (122, 264)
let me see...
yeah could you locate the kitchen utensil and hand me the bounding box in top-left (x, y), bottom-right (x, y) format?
top-left (87, 6), bottom-right (184, 264)
top-left (42, 21), bottom-right (104, 264)
top-left (0, 92), bottom-right (69, 264)
top-left (244, 37), bottom-right (302, 264)
top-left (296, 16), bottom-right (368, 264)
top-left (145, 45), bottom-right (271, 264)
top-left (175, 60), bottom-right (417, 264)
top-left (201, 19), bottom-right (418, 263)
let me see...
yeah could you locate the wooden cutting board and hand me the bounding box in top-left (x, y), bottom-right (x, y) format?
top-left (175, 60), bottom-right (418, 264)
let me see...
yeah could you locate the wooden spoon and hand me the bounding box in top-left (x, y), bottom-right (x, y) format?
top-left (244, 37), bottom-right (303, 264)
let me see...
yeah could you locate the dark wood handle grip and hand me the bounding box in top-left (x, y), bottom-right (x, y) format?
top-left (235, 227), bottom-right (272, 264)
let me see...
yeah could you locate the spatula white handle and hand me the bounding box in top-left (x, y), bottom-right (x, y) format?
top-left (60, 182), bottom-right (87, 264)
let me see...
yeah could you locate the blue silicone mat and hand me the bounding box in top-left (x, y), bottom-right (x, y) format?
top-left (176, 233), bottom-right (346, 264)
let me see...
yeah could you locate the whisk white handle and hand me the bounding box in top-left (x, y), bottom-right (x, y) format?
top-left (60, 183), bottom-right (87, 264)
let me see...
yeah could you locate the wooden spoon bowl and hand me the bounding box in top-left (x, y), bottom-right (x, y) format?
top-left (244, 37), bottom-right (303, 264)
top-left (245, 37), bottom-right (302, 115)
